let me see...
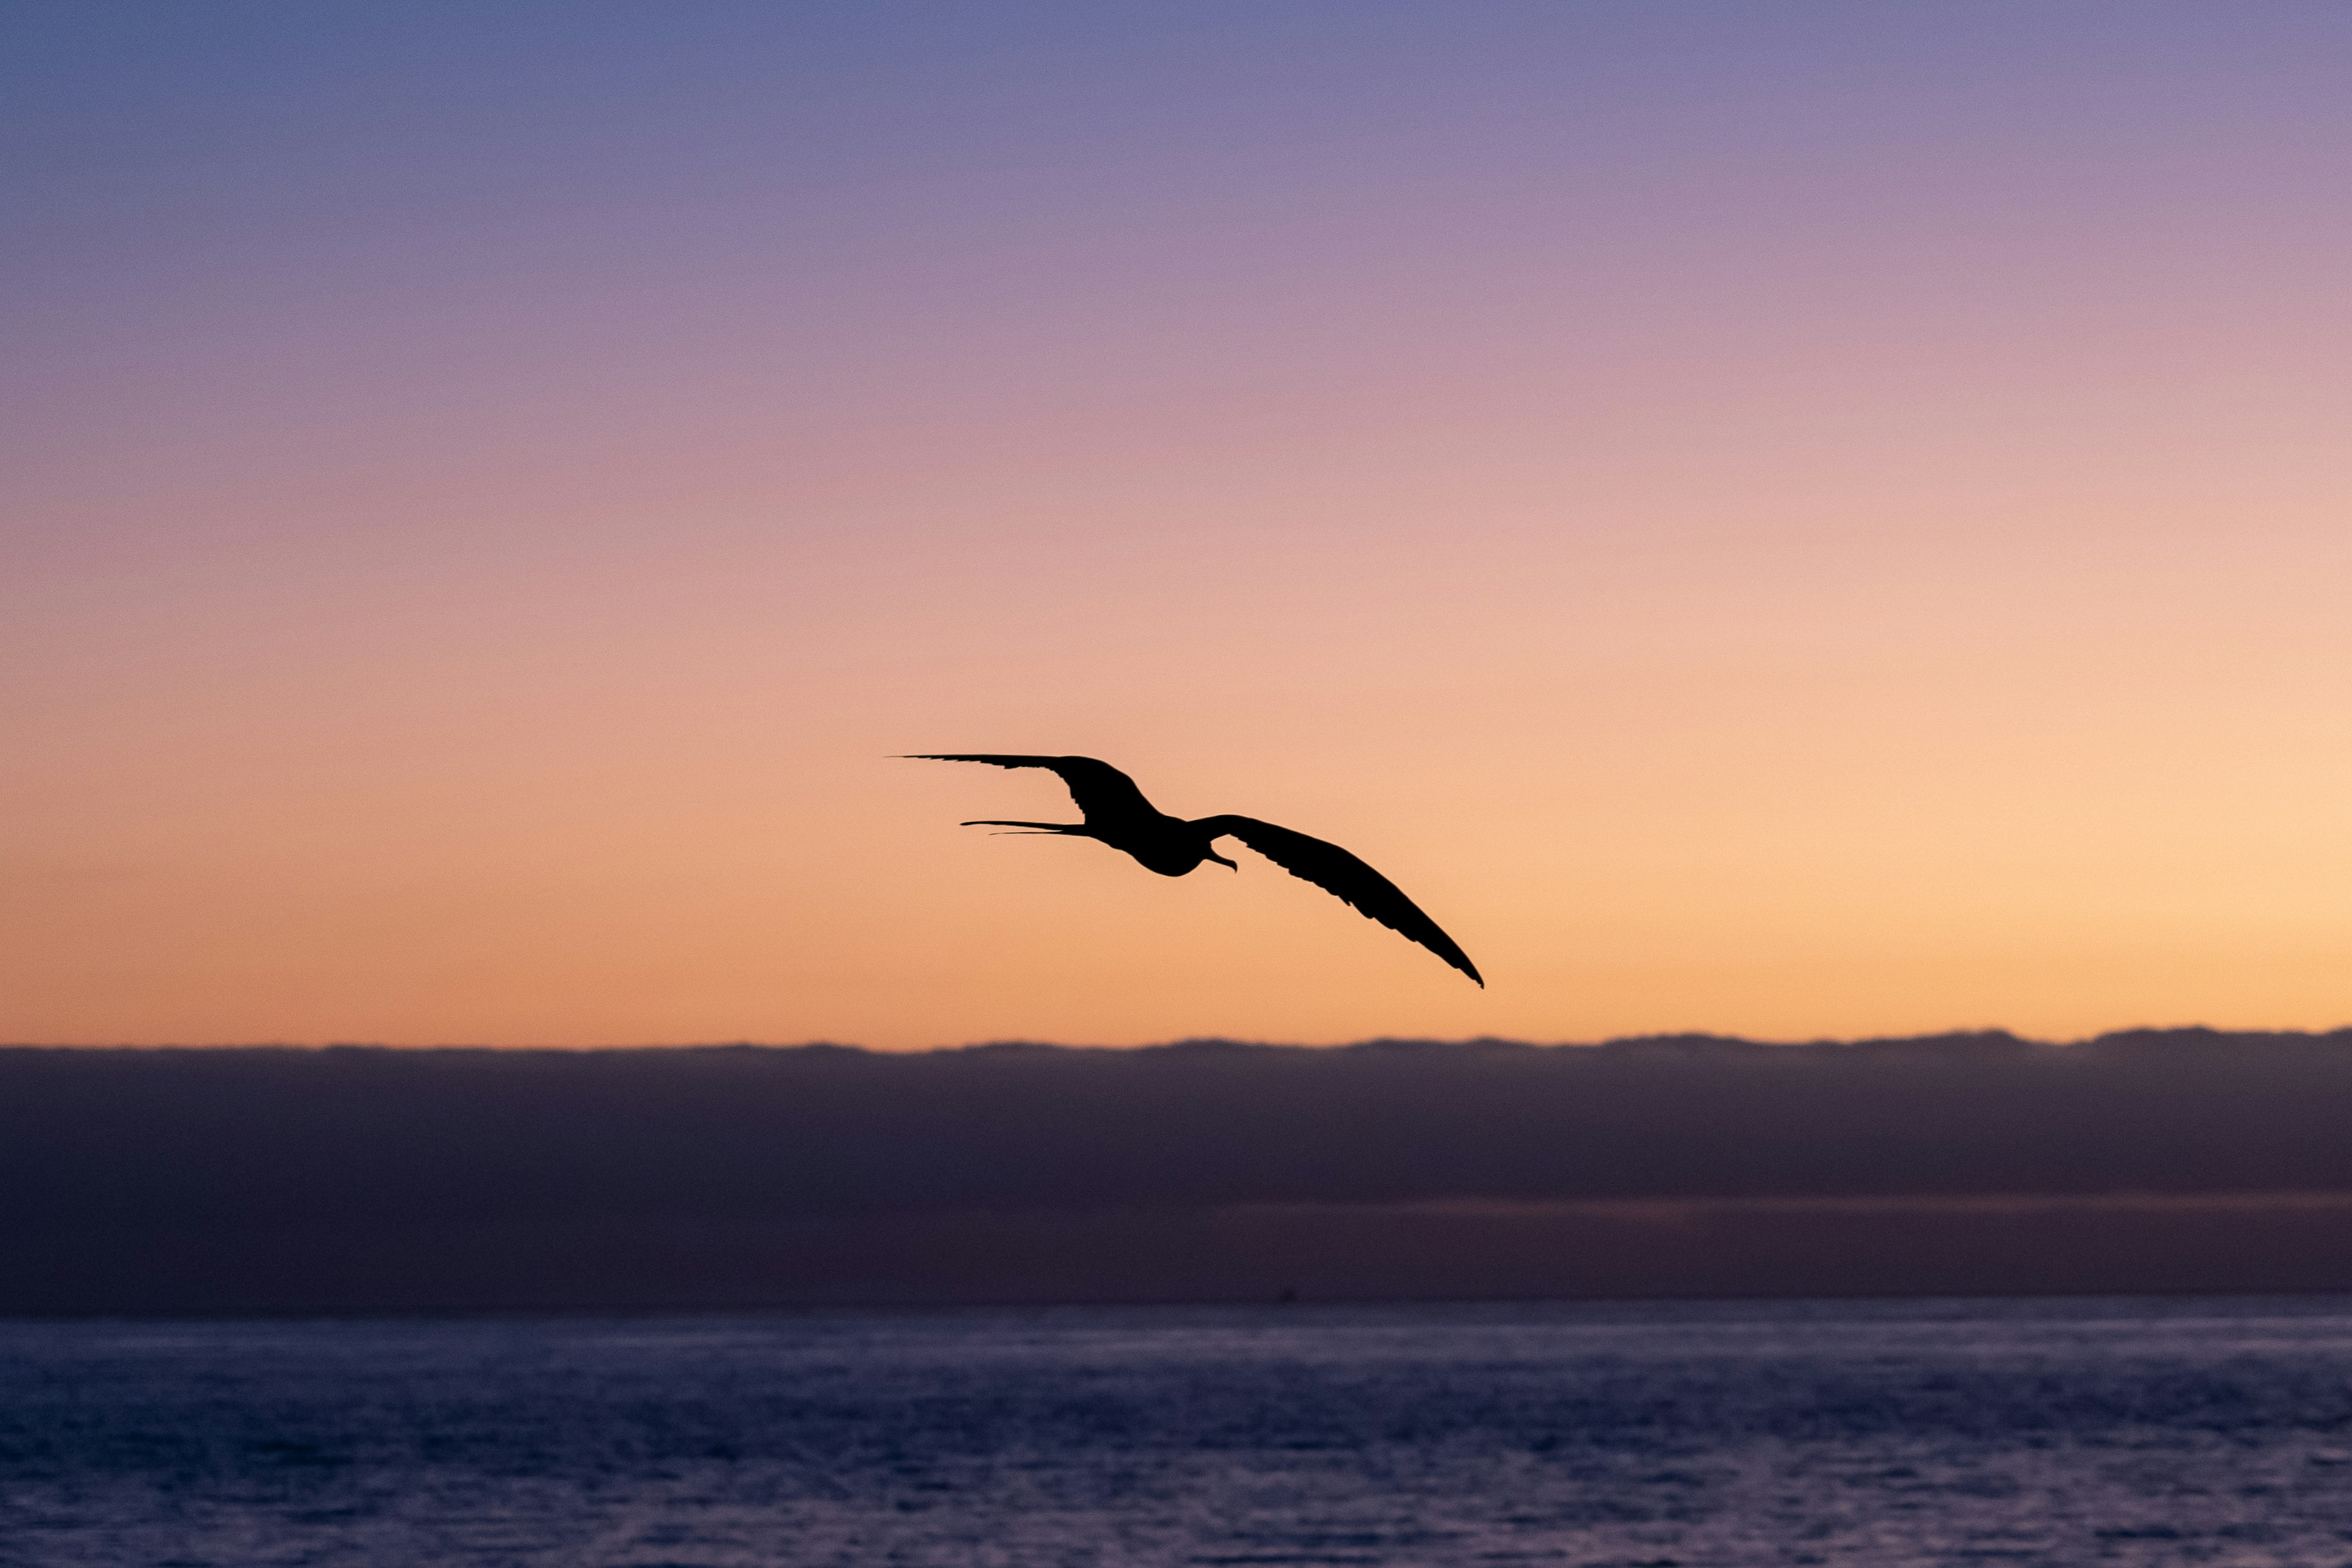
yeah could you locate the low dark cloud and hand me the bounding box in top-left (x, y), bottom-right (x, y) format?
top-left (8, 1031), bottom-right (2352, 1313)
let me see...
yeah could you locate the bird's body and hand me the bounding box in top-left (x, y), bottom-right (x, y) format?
top-left (904, 753), bottom-right (1482, 985)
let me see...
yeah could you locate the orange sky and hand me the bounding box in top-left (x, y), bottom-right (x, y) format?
top-left (6, 4), bottom-right (2351, 1047)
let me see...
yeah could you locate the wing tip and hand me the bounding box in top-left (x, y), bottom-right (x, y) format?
top-left (1439, 948), bottom-right (1485, 987)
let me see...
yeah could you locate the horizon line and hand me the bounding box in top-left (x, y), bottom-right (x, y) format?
top-left (8, 1025), bottom-right (2352, 1055)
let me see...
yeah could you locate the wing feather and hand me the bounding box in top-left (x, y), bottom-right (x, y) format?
top-left (1196, 815), bottom-right (1483, 986)
top-left (901, 755), bottom-right (1156, 826)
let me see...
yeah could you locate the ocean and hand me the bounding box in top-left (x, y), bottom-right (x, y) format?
top-left (4, 1297), bottom-right (2351, 1566)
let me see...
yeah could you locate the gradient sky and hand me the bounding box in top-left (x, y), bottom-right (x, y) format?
top-left (7, 2), bottom-right (2351, 1048)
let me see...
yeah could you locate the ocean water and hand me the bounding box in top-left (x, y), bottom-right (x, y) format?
top-left (5, 1298), bottom-right (2352, 1566)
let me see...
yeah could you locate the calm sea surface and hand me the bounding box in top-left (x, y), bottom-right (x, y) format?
top-left (6, 1297), bottom-right (2352, 1566)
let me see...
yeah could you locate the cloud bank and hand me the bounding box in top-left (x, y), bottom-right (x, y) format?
top-left (9, 1031), bottom-right (2352, 1313)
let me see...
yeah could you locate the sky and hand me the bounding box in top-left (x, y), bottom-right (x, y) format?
top-left (6, 2), bottom-right (2351, 1049)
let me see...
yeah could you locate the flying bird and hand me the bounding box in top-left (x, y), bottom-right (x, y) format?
top-left (903, 754), bottom-right (1482, 985)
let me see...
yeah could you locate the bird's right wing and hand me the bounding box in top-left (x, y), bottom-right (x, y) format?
top-left (900, 755), bottom-right (1155, 824)
top-left (1195, 815), bottom-right (1483, 986)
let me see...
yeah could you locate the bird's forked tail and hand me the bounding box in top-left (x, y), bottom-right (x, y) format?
top-left (960, 820), bottom-right (1093, 836)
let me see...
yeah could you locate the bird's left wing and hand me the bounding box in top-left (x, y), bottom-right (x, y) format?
top-left (1194, 815), bottom-right (1483, 986)
top-left (900, 754), bottom-right (1155, 824)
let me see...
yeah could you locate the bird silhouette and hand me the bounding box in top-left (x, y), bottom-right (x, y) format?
top-left (903, 754), bottom-right (1482, 985)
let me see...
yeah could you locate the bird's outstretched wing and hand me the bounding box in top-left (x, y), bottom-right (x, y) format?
top-left (901, 755), bottom-right (1157, 826)
top-left (1194, 815), bottom-right (1483, 986)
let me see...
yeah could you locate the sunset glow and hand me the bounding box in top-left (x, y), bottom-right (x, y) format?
top-left (7, 3), bottom-right (2351, 1047)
